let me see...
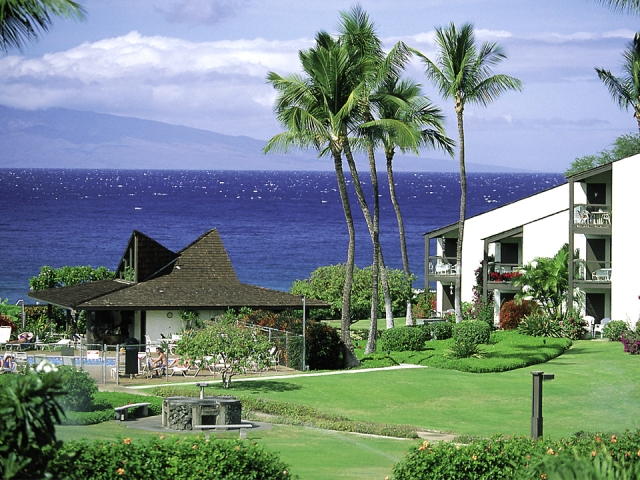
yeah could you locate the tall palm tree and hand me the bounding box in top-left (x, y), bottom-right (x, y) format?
top-left (264, 31), bottom-right (361, 367)
top-left (370, 77), bottom-right (454, 325)
top-left (415, 23), bottom-right (522, 323)
top-left (592, 0), bottom-right (640, 13)
top-left (596, 33), bottom-right (640, 132)
top-left (0, 0), bottom-right (85, 52)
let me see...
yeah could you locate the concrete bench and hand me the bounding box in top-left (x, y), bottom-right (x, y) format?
top-left (114, 402), bottom-right (152, 421)
top-left (193, 422), bottom-right (254, 439)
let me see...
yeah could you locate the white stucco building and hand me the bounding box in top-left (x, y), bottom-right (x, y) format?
top-left (424, 154), bottom-right (640, 327)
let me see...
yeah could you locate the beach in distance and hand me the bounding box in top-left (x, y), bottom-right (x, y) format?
top-left (0, 169), bottom-right (565, 304)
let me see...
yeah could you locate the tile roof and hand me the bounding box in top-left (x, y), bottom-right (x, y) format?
top-left (29, 228), bottom-right (328, 310)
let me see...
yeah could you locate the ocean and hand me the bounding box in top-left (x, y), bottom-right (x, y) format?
top-left (0, 169), bottom-right (565, 304)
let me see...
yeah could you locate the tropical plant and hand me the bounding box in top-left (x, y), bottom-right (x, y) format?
top-left (0, 0), bottom-right (85, 52)
top-left (517, 313), bottom-right (563, 337)
top-left (596, 33), bottom-right (640, 132)
top-left (264, 25), bottom-right (360, 367)
top-left (513, 244), bottom-right (578, 321)
top-left (593, 0), bottom-right (640, 14)
top-left (415, 22), bottom-right (522, 323)
top-left (0, 361), bottom-right (66, 479)
top-left (368, 77), bottom-right (453, 326)
top-left (602, 319), bottom-right (630, 341)
top-left (564, 132), bottom-right (640, 176)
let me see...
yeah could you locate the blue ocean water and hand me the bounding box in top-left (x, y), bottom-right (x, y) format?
top-left (0, 169), bottom-right (565, 304)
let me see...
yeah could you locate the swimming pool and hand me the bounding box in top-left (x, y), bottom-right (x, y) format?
top-left (28, 356), bottom-right (116, 366)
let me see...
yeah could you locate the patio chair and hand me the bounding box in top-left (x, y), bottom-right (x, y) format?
top-left (593, 321), bottom-right (605, 338)
top-left (0, 326), bottom-right (11, 346)
top-left (268, 346), bottom-right (280, 371)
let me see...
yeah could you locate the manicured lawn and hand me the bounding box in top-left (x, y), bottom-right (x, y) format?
top-left (57, 339), bottom-right (640, 479)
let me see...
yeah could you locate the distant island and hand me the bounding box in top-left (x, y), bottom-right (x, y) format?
top-left (0, 105), bottom-right (530, 172)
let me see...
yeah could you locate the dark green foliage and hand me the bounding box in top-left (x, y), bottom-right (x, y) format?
top-left (432, 322), bottom-right (453, 340)
top-left (380, 325), bottom-right (430, 351)
top-left (29, 265), bottom-right (115, 291)
top-left (603, 320), bottom-right (629, 341)
top-left (60, 392), bottom-right (163, 425)
top-left (562, 313), bottom-right (587, 340)
top-left (306, 322), bottom-right (343, 370)
top-left (392, 430), bottom-right (640, 480)
top-left (564, 133), bottom-right (640, 177)
top-left (48, 437), bottom-right (293, 479)
top-left (0, 367), bottom-right (66, 479)
top-left (517, 314), bottom-right (563, 338)
top-left (57, 366), bottom-right (98, 412)
top-left (453, 320), bottom-right (491, 345)
top-left (499, 299), bottom-right (536, 330)
top-left (290, 263), bottom-right (414, 320)
top-left (448, 340), bottom-right (483, 359)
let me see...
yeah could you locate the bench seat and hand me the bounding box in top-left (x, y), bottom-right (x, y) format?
top-left (114, 402), bottom-right (152, 421)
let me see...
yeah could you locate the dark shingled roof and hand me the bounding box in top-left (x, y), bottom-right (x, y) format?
top-left (29, 228), bottom-right (328, 310)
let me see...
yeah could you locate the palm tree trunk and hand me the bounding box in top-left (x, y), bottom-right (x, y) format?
top-left (365, 142), bottom-right (380, 354)
top-left (343, 139), bottom-right (394, 330)
top-left (455, 102), bottom-right (466, 324)
top-left (331, 147), bottom-right (359, 367)
top-left (386, 151), bottom-right (413, 325)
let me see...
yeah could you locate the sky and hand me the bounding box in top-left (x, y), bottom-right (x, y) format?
top-left (1, 0), bottom-right (639, 172)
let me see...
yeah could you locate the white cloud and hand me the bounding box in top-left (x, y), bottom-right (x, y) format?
top-left (156, 0), bottom-right (250, 25)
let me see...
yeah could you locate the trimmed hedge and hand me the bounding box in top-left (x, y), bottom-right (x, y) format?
top-left (61, 392), bottom-right (163, 425)
top-left (453, 320), bottom-right (491, 345)
top-left (48, 437), bottom-right (292, 479)
top-left (392, 430), bottom-right (640, 480)
top-left (380, 326), bottom-right (430, 351)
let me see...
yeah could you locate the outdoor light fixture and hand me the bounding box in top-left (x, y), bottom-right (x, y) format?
top-left (16, 299), bottom-right (25, 329)
top-left (449, 284), bottom-right (453, 295)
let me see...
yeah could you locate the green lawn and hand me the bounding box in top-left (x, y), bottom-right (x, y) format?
top-left (56, 339), bottom-right (640, 479)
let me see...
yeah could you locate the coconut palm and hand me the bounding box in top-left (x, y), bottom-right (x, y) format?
top-left (596, 33), bottom-right (640, 132)
top-left (264, 31), bottom-right (361, 366)
top-left (0, 0), bottom-right (85, 52)
top-left (370, 77), bottom-right (454, 325)
top-left (415, 22), bottom-right (522, 323)
top-left (592, 0), bottom-right (640, 13)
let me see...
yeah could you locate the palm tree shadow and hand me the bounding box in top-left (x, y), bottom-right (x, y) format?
top-left (228, 380), bottom-right (302, 394)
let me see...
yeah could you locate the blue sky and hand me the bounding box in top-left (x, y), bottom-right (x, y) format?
top-left (1, 0), bottom-right (639, 172)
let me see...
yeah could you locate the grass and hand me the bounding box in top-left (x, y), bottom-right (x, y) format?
top-left (56, 339), bottom-right (640, 479)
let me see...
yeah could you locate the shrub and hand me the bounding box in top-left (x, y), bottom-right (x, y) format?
top-left (432, 322), bottom-right (453, 340)
top-left (0, 312), bottom-right (17, 333)
top-left (380, 326), bottom-right (430, 351)
top-left (499, 300), bottom-right (536, 330)
top-left (562, 314), bottom-right (587, 340)
top-left (392, 431), bottom-right (640, 480)
top-left (448, 340), bottom-right (483, 359)
top-left (57, 366), bottom-right (98, 412)
top-left (48, 437), bottom-right (293, 480)
top-left (517, 314), bottom-right (563, 338)
top-left (412, 290), bottom-right (436, 319)
top-left (621, 331), bottom-right (640, 354)
top-left (453, 321), bottom-right (491, 345)
top-left (603, 320), bottom-right (629, 342)
top-left (306, 321), bottom-right (343, 370)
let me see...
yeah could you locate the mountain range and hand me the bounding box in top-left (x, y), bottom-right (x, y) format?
top-left (0, 105), bottom-right (527, 172)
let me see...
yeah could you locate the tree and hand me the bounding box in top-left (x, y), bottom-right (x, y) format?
top-left (264, 30), bottom-right (361, 367)
top-left (0, 0), bottom-right (85, 52)
top-left (564, 132), bottom-right (640, 175)
top-left (592, 0), bottom-right (640, 13)
top-left (512, 244), bottom-right (580, 321)
top-left (368, 77), bottom-right (454, 325)
top-left (175, 318), bottom-right (272, 388)
top-left (415, 22), bottom-right (522, 323)
top-left (29, 265), bottom-right (114, 291)
top-left (596, 33), bottom-right (640, 132)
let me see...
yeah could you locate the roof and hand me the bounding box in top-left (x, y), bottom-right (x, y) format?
top-left (29, 228), bottom-right (328, 310)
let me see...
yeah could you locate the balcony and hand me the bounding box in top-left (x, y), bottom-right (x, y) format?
top-left (428, 256), bottom-right (457, 277)
top-left (573, 260), bottom-right (612, 283)
top-left (573, 204), bottom-right (612, 229)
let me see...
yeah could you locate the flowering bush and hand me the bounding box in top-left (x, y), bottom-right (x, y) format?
top-left (621, 331), bottom-right (640, 354)
top-left (499, 300), bottom-right (537, 330)
top-left (489, 271), bottom-right (522, 282)
top-left (603, 320), bottom-right (629, 342)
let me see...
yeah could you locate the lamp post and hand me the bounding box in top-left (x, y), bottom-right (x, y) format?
top-left (301, 296), bottom-right (306, 372)
top-left (16, 299), bottom-right (25, 329)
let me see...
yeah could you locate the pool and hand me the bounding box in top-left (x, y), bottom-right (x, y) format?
top-left (28, 356), bottom-right (116, 366)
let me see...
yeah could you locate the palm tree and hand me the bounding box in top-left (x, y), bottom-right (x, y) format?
top-left (0, 0), bottom-right (85, 52)
top-left (415, 22), bottom-right (522, 323)
top-left (264, 31), bottom-right (361, 367)
top-left (596, 33), bottom-right (640, 132)
top-left (592, 0), bottom-right (640, 13)
top-left (371, 77), bottom-right (454, 325)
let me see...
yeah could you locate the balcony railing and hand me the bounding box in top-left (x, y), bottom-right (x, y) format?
top-left (428, 256), bottom-right (457, 276)
top-left (487, 263), bottom-right (522, 283)
top-left (573, 204), bottom-right (612, 227)
top-left (573, 260), bottom-right (612, 282)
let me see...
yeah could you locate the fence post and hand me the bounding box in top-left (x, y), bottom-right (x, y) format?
top-left (102, 344), bottom-right (106, 384)
top-left (115, 344), bottom-right (120, 386)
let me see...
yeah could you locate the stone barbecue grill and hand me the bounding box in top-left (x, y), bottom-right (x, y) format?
top-left (162, 396), bottom-right (242, 430)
